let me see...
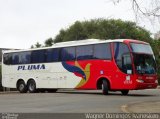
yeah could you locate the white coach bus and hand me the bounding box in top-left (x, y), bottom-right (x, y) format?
top-left (1, 39), bottom-right (157, 94)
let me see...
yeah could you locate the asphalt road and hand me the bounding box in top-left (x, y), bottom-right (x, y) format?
top-left (0, 89), bottom-right (159, 113)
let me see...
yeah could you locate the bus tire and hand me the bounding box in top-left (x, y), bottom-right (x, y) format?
top-left (102, 79), bottom-right (109, 95)
top-left (17, 80), bottom-right (27, 93)
top-left (27, 80), bottom-right (37, 93)
top-left (121, 90), bottom-right (129, 95)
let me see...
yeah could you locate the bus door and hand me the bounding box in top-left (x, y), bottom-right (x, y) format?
top-left (113, 42), bottom-right (134, 89)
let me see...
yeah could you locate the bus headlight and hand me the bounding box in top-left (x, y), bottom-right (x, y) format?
top-left (136, 79), bottom-right (144, 83)
top-left (155, 80), bottom-right (158, 84)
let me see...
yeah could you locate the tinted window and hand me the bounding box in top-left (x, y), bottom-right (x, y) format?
top-left (131, 43), bottom-right (153, 54)
top-left (61, 47), bottom-right (75, 61)
top-left (19, 52), bottom-right (31, 64)
top-left (133, 54), bottom-right (156, 74)
top-left (46, 48), bottom-right (60, 62)
top-left (12, 53), bottom-right (19, 64)
top-left (93, 43), bottom-right (111, 59)
top-left (3, 53), bottom-right (12, 65)
top-left (114, 42), bottom-right (132, 74)
top-left (31, 50), bottom-right (46, 63)
top-left (4, 52), bottom-right (31, 65)
top-left (76, 45), bottom-right (93, 60)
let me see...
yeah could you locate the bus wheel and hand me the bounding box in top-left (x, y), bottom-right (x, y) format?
top-left (121, 90), bottom-right (129, 95)
top-left (27, 80), bottom-right (37, 93)
top-left (102, 80), bottom-right (109, 95)
top-left (17, 80), bottom-right (27, 93)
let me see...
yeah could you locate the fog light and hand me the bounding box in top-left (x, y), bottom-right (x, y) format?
top-left (136, 79), bottom-right (144, 83)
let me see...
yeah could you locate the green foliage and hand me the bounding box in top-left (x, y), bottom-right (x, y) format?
top-left (31, 42), bottom-right (42, 48)
top-left (54, 19), bottom-right (152, 43)
top-left (54, 18), bottom-right (159, 84)
top-left (35, 42), bottom-right (42, 48)
top-left (151, 39), bottom-right (160, 84)
top-left (32, 18), bottom-right (160, 84)
top-left (44, 38), bottom-right (54, 47)
top-left (31, 38), bottom-right (54, 48)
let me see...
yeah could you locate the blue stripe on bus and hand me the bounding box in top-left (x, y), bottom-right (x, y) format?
top-left (62, 61), bottom-right (86, 80)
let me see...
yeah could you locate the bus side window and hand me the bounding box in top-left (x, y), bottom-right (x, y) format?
top-left (3, 53), bottom-right (12, 65)
top-left (61, 47), bottom-right (75, 61)
top-left (31, 50), bottom-right (46, 63)
top-left (12, 53), bottom-right (19, 65)
top-left (76, 45), bottom-right (93, 60)
top-left (19, 52), bottom-right (31, 64)
top-left (93, 43), bottom-right (111, 60)
top-left (46, 48), bottom-right (60, 62)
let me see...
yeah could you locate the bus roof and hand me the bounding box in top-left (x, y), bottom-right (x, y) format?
top-left (3, 39), bottom-right (147, 53)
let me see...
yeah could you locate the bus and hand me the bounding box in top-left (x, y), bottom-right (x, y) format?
top-left (2, 39), bottom-right (158, 95)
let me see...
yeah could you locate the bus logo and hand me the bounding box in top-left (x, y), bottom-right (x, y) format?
top-left (17, 64), bottom-right (45, 70)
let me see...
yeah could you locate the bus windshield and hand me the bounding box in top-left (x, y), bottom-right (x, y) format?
top-left (131, 43), bottom-right (153, 54)
top-left (133, 54), bottom-right (156, 74)
top-left (131, 43), bottom-right (156, 74)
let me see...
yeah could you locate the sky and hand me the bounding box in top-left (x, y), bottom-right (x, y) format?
top-left (0, 0), bottom-right (159, 49)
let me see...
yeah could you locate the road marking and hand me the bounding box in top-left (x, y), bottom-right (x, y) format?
top-left (121, 104), bottom-right (130, 113)
top-left (121, 101), bottom-right (144, 113)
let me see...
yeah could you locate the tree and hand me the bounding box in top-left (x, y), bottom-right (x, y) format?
top-left (111, 0), bottom-right (160, 26)
top-left (53, 19), bottom-right (159, 84)
top-left (54, 21), bottom-right (88, 43)
top-left (54, 19), bottom-right (152, 43)
top-left (150, 39), bottom-right (160, 84)
top-left (31, 42), bottom-right (42, 48)
top-left (32, 18), bottom-right (159, 84)
top-left (44, 37), bottom-right (54, 47)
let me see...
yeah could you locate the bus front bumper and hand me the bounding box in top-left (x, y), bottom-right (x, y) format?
top-left (135, 82), bottom-right (158, 89)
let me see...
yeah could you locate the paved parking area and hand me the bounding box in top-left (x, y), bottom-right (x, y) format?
top-left (0, 89), bottom-right (159, 113)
